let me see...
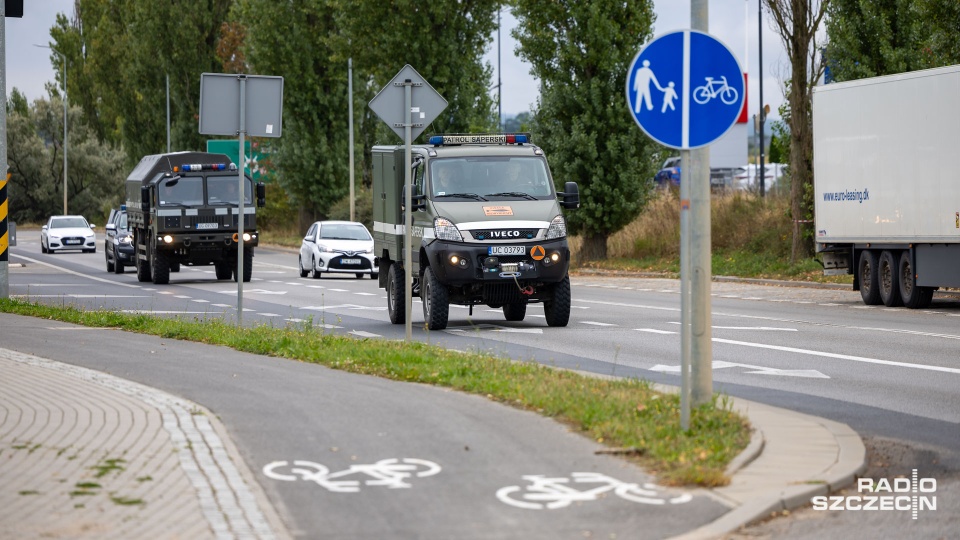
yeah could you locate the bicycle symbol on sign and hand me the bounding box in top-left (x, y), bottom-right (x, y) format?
top-left (263, 458), bottom-right (441, 493)
top-left (496, 472), bottom-right (693, 510)
top-left (692, 76), bottom-right (739, 105)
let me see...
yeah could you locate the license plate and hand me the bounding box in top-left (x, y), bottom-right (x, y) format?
top-left (64, 239), bottom-right (82, 245)
top-left (488, 246), bottom-right (525, 256)
top-left (341, 258), bottom-right (361, 264)
top-left (196, 222), bottom-right (218, 229)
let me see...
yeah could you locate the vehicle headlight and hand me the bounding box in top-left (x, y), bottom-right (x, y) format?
top-left (318, 245), bottom-right (334, 252)
top-left (119, 235), bottom-right (133, 245)
top-left (545, 215), bottom-right (567, 239)
top-left (360, 248), bottom-right (372, 254)
top-left (434, 217), bottom-right (463, 242)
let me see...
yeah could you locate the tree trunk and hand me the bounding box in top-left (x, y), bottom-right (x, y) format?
top-left (787, 0), bottom-right (816, 262)
top-left (579, 233), bottom-right (608, 264)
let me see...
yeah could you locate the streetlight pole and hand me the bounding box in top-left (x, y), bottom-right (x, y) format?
top-left (35, 44), bottom-right (68, 214)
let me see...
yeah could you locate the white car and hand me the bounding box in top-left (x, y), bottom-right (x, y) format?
top-left (298, 221), bottom-right (378, 279)
top-left (41, 215), bottom-right (97, 253)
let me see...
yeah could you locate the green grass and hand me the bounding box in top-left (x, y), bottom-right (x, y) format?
top-left (0, 297), bottom-right (750, 487)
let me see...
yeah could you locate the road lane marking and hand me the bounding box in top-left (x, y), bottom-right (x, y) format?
top-left (350, 330), bottom-right (381, 338)
top-left (636, 329), bottom-right (677, 334)
top-left (666, 322), bottom-right (797, 331)
top-left (714, 338), bottom-right (960, 375)
top-left (581, 321), bottom-right (617, 326)
top-left (651, 360), bottom-right (828, 378)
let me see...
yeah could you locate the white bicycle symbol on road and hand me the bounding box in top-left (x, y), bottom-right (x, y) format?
top-left (496, 472), bottom-right (693, 510)
top-left (692, 76), bottom-right (739, 105)
top-left (263, 458), bottom-right (441, 493)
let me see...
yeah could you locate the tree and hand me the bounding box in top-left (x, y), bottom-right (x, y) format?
top-left (6, 94), bottom-right (127, 224)
top-left (765, 0), bottom-right (830, 260)
top-left (824, 0), bottom-right (923, 82)
top-left (512, 0), bottom-right (662, 261)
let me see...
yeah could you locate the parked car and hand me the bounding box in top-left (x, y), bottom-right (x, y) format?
top-left (654, 156), bottom-right (681, 188)
top-left (298, 221), bottom-right (378, 279)
top-left (104, 207), bottom-right (136, 273)
top-left (733, 163), bottom-right (784, 191)
top-left (41, 215), bottom-right (97, 254)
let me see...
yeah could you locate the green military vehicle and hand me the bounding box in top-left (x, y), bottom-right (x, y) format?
top-left (125, 151), bottom-right (265, 285)
top-left (373, 133), bottom-right (579, 330)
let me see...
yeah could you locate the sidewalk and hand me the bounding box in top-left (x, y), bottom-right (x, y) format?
top-left (0, 337), bottom-right (865, 540)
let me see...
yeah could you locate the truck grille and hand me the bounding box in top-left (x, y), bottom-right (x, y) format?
top-left (470, 229), bottom-right (538, 241)
top-left (482, 283), bottom-right (526, 304)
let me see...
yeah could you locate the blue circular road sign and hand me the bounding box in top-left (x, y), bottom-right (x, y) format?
top-left (626, 30), bottom-right (744, 149)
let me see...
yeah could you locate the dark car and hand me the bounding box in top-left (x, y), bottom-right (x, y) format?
top-left (654, 156), bottom-right (681, 188)
top-left (104, 207), bottom-right (136, 273)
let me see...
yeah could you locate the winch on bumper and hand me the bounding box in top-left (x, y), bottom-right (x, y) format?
top-left (424, 238), bottom-right (569, 300)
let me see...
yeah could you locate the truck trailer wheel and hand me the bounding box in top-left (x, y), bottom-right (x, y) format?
top-left (503, 303), bottom-right (527, 322)
top-left (544, 276), bottom-right (571, 327)
top-left (878, 250), bottom-right (903, 307)
top-left (857, 250), bottom-right (882, 305)
top-left (386, 263), bottom-right (405, 324)
top-left (898, 251), bottom-right (933, 309)
top-left (152, 250), bottom-right (171, 285)
top-left (136, 237), bottom-right (152, 283)
top-left (422, 267), bottom-right (449, 330)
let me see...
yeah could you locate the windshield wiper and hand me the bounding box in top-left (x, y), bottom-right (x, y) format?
top-left (435, 193), bottom-right (488, 201)
top-left (485, 191), bottom-right (538, 201)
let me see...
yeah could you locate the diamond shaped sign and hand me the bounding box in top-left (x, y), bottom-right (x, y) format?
top-left (369, 65), bottom-right (447, 141)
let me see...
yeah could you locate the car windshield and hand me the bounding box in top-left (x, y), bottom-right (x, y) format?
top-left (159, 176), bottom-right (204, 206)
top-left (318, 224), bottom-right (371, 241)
top-left (207, 176), bottom-right (252, 205)
top-left (430, 157), bottom-right (553, 199)
top-left (51, 217), bottom-right (88, 228)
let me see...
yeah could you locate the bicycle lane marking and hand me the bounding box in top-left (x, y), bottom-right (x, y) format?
top-left (496, 472), bottom-right (693, 510)
top-left (262, 458), bottom-right (441, 493)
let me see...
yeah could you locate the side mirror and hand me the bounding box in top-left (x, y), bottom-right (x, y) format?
top-left (41, 225), bottom-right (48, 232)
top-left (558, 181), bottom-right (580, 209)
top-left (106, 223), bottom-right (117, 236)
top-left (141, 185), bottom-right (151, 211)
top-left (401, 185), bottom-right (427, 212)
top-left (256, 182), bottom-right (266, 208)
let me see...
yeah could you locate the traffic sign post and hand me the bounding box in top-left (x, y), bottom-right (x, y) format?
top-left (369, 65), bottom-right (447, 342)
top-left (626, 24), bottom-right (741, 429)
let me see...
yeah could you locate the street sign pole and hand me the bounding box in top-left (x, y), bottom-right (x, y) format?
top-left (237, 75), bottom-right (246, 325)
top-left (403, 80), bottom-right (413, 341)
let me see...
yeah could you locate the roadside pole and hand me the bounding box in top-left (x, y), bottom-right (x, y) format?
top-left (1, 9), bottom-right (8, 299)
top-left (348, 58), bottom-right (356, 223)
top-left (402, 79), bottom-right (413, 341)
top-left (237, 76), bottom-right (247, 325)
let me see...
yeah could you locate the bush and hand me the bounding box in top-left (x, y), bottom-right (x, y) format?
top-left (327, 184), bottom-right (373, 231)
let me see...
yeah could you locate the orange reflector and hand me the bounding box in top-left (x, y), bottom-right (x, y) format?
top-left (531, 245), bottom-right (546, 261)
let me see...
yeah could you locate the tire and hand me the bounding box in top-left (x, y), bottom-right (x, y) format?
top-left (422, 267), bottom-right (449, 331)
top-left (371, 273), bottom-right (379, 280)
top-left (106, 249), bottom-right (115, 273)
top-left (171, 262), bottom-right (180, 272)
top-left (136, 237), bottom-right (152, 283)
top-left (878, 250), bottom-right (902, 307)
top-left (299, 256), bottom-right (309, 278)
top-left (857, 250), bottom-right (882, 305)
top-left (356, 273), bottom-right (364, 279)
top-left (503, 303), bottom-right (527, 322)
top-left (113, 247), bottom-right (124, 274)
top-left (898, 251), bottom-right (933, 309)
top-left (83, 248), bottom-right (96, 254)
top-left (236, 249), bottom-right (253, 282)
top-left (152, 249), bottom-right (171, 285)
top-left (544, 275), bottom-right (571, 327)
top-left (215, 261), bottom-right (232, 280)
top-left (386, 263), bottom-right (405, 324)
top-left (312, 257), bottom-right (323, 279)
top-left (41, 240), bottom-right (48, 254)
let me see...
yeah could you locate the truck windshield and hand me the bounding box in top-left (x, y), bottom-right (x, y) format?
top-left (430, 157), bottom-right (553, 200)
top-left (207, 176), bottom-right (253, 205)
top-left (159, 176), bottom-right (204, 206)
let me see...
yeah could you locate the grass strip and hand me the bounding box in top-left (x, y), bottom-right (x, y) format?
top-left (0, 298), bottom-right (750, 487)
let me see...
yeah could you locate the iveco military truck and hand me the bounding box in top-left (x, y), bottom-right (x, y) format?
top-left (373, 133), bottom-right (579, 330)
top-left (125, 151), bottom-right (265, 285)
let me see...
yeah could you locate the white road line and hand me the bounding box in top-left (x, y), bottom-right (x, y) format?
top-left (636, 328), bottom-right (677, 334)
top-left (581, 321), bottom-right (617, 327)
top-left (307, 285), bottom-right (326, 289)
top-left (212, 304), bottom-right (233, 308)
top-left (354, 292), bottom-right (377, 296)
top-left (327, 289), bottom-right (348, 292)
top-left (13, 294), bottom-right (150, 298)
top-left (819, 303), bottom-right (841, 306)
top-left (191, 299), bottom-right (210, 303)
top-left (714, 338), bottom-right (960, 375)
top-left (120, 310), bottom-right (218, 314)
top-left (174, 295), bottom-right (191, 299)
top-left (258, 313), bottom-right (281, 317)
top-left (350, 330), bottom-right (381, 338)
top-left (666, 322), bottom-right (797, 331)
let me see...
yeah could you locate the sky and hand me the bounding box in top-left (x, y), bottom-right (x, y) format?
top-left (5, 0), bottom-right (786, 122)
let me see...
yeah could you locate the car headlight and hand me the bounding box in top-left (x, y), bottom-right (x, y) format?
top-left (317, 245), bottom-right (334, 252)
top-left (545, 214), bottom-right (567, 239)
top-left (119, 235), bottom-right (133, 245)
top-left (434, 217), bottom-right (463, 242)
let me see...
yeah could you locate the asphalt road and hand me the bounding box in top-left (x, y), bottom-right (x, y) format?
top-left (4, 232), bottom-right (959, 538)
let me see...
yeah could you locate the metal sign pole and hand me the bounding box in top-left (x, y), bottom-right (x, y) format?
top-left (1, 11), bottom-right (8, 299)
top-left (403, 80), bottom-right (413, 341)
top-left (348, 58), bottom-right (356, 222)
top-left (680, 151), bottom-right (692, 430)
top-left (237, 75), bottom-right (247, 326)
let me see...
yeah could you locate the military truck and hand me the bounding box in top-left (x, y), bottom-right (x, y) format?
top-left (125, 151), bottom-right (265, 285)
top-left (373, 133), bottom-right (579, 330)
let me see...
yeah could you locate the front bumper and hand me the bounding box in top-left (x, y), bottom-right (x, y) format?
top-left (115, 243), bottom-right (136, 265)
top-left (315, 252), bottom-right (378, 275)
top-left (49, 237), bottom-right (96, 251)
top-left (425, 237), bottom-right (570, 288)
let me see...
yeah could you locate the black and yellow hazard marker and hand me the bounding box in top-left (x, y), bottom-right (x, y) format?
top-left (0, 172), bottom-right (9, 262)
top-left (530, 245), bottom-right (545, 261)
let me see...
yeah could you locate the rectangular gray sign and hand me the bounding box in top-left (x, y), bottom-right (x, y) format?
top-left (199, 73), bottom-right (284, 138)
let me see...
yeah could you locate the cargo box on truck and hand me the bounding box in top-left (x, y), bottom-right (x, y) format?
top-left (813, 64), bottom-right (960, 308)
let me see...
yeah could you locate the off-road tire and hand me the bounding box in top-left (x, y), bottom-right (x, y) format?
top-left (422, 267), bottom-right (449, 331)
top-left (171, 262), bottom-right (180, 272)
top-left (544, 275), bottom-right (571, 327)
top-left (136, 237), bottom-right (152, 283)
top-left (152, 249), bottom-right (171, 285)
top-left (234, 249), bottom-right (253, 282)
top-left (215, 262), bottom-right (232, 280)
top-left (387, 263), bottom-right (405, 324)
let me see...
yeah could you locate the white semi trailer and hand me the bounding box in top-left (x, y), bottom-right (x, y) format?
top-left (813, 64), bottom-right (960, 308)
